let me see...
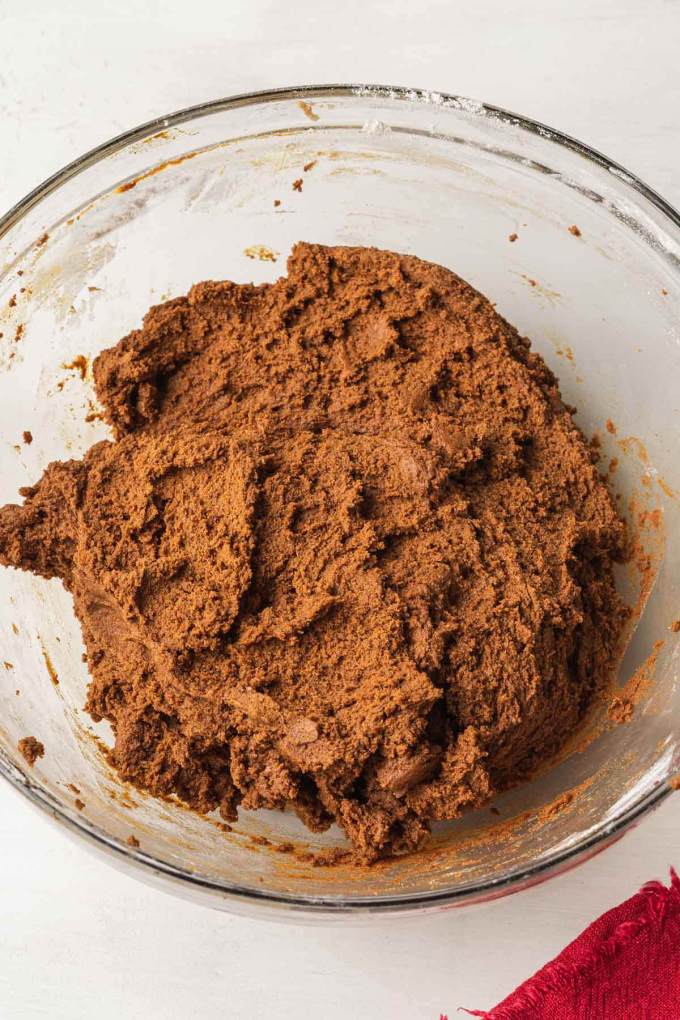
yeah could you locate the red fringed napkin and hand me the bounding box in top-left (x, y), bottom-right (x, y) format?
top-left (455, 870), bottom-right (680, 1019)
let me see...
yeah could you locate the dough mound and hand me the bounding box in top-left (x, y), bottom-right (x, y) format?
top-left (0, 244), bottom-right (626, 861)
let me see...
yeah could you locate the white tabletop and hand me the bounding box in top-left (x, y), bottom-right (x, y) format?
top-left (1, 2), bottom-right (679, 1016)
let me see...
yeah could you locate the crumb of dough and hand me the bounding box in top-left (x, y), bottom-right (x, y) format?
top-left (18, 737), bottom-right (44, 765)
top-left (298, 101), bottom-right (319, 122)
top-left (63, 355), bottom-right (88, 380)
top-left (608, 696), bottom-right (634, 725)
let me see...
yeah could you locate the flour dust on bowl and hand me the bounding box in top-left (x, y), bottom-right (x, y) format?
top-left (0, 85), bottom-right (678, 918)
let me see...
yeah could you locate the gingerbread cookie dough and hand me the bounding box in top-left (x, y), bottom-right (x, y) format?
top-left (0, 244), bottom-right (627, 861)
top-left (17, 736), bottom-right (44, 766)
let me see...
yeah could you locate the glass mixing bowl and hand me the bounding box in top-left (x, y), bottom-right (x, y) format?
top-left (1, 85), bottom-right (678, 920)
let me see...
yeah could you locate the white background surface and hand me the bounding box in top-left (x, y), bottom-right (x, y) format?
top-left (1, 1), bottom-right (679, 1017)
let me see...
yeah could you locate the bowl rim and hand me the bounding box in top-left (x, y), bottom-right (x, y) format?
top-left (0, 82), bottom-right (676, 915)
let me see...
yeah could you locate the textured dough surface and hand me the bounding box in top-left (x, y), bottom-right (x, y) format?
top-left (0, 243), bottom-right (627, 861)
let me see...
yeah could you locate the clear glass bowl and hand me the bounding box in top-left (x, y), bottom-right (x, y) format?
top-left (1, 85), bottom-right (678, 920)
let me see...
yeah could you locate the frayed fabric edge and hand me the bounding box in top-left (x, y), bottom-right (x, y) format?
top-left (457, 869), bottom-right (680, 1020)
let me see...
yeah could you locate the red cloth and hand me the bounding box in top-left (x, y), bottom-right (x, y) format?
top-left (456, 870), bottom-right (680, 1019)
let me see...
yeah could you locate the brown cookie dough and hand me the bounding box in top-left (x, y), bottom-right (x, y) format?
top-left (0, 243), bottom-right (627, 862)
top-left (18, 736), bottom-right (44, 765)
